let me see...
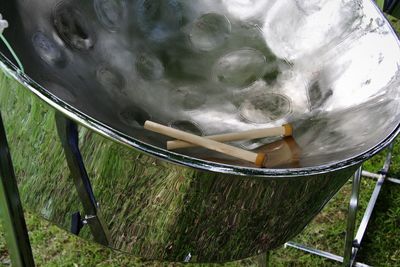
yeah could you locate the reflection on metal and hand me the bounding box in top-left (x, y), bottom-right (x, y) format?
top-left (285, 144), bottom-right (398, 266)
top-left (377, 0), bottom-right (386, 9)
top-left (55, 113), bottom-right (111, 246)
top-left (0, 112), bottom-right (34, 266)
top-left (256, 252), bottom-right (271, 267)
top-left (0, 0), bottom-right (399, 263)
top-left (392, 4), bottom-right (400, 19)
top-left (1, 0), bottom-right (400, 176)
top-left (0, 79), bottom-right (357, 262)
top-left (383, 0), bottom-right (400, 16)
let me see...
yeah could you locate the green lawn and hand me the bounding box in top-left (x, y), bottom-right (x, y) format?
top-left (0, 14), bottom-right (400, 267)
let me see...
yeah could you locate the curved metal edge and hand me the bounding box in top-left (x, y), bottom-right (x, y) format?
top-left (0, 0), bottom-right (399, 179)
top-left (0, 54), bottom-right (399, 179)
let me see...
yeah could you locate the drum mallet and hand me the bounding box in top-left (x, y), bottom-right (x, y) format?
top-left (144, 121), bottom-right (267, 167)
top-left (167, 124), bottom-right (293, 150)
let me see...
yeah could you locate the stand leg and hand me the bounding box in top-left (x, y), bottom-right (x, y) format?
top-left (343, 167), bottom-right (362, 266)
top-left (55, 113), bottom-right (111, 246)
top-left (285, 142), bottom-right (396, 266)
top-left (0, 112), bottom-right (34, 266)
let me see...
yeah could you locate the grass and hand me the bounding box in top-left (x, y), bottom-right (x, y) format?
top-left (0, 13), bottom-right (400, 267)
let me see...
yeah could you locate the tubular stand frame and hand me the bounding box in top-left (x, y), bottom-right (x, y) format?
top-left (285, 143), bottom-right (399, 267)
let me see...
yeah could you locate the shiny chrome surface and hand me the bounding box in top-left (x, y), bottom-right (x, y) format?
top-left (0, 0), bottom-right (400, 263)
top-left (1, 0), bottom-right (400, 175)
top-left (0, 74), bottom-right (356, 262)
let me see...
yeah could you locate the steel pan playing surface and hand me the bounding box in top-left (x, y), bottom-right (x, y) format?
top-left (1, 0), bottom-right (400, 263)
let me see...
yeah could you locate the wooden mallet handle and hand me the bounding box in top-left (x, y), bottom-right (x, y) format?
top-left (262, 137), bottom-right (300, 168)
top-left (167, 124), bottom-right (293, 150)
top-left (144, 121), bottom-right (266, 167)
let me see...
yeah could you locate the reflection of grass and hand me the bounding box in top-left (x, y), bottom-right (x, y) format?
top-left (388, 15), bottom-right (400, 30)
top-left (9, 144), bottom-right (383, 267)
top-left (1, 152), bottom-right (400, 267)
top-left (0, 70), bottom-right (353, 265)
top-left (0, 16), bottom-right (400, 267)
top-left (0, 94), bottom-right (396, 266)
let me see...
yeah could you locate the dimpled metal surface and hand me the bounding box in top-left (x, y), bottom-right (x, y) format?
top-left (2, 0), bottom-right (400, 171)
top-left (0, 0), bottom-right (400, 263)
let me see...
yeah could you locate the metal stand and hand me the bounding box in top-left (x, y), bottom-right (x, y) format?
top-left (0, 112), bottom-right (34, 266)
top-left (285, 143), bottom-right (400, 266)
top-left (55, 113), bottom-right (111, 246)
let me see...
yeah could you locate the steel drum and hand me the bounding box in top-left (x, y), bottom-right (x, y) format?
top-left (1, 0), bottom-right (400, 263)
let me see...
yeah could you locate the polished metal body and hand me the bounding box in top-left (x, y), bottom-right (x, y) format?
top-left (0, 0), bottom-right (400, 263)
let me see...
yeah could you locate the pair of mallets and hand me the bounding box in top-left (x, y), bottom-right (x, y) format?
top-left (144, 121), bottom-right (293, 168)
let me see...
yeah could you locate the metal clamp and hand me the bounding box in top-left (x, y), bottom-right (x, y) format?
top-left (55, 113), bottom-right (111, 246)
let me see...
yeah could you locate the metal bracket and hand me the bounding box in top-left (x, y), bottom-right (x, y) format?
top-left (71, 211), bottom-right (85, 236)
top-left (0, 112), bottom-right (35, 266)
top-left (55, 113), bottom-right (111, 246)
top-left (285, 143), bottom-right (396, 267)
